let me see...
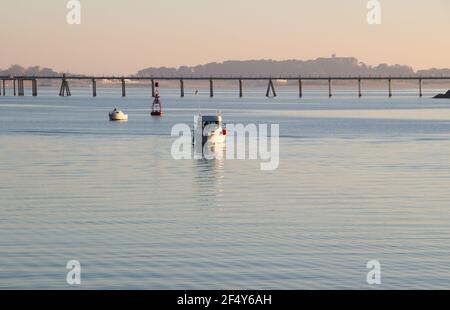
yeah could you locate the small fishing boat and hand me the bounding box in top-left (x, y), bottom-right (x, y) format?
top-left (109, 108), bottom-right (128, 121)
top-left (193, 113), bottom-right (227, 147)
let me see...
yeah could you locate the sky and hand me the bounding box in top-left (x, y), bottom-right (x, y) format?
top-left (1, 0), bottom-right (450, 75)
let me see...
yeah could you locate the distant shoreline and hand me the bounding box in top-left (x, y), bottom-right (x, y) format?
top-left (3, 57), bottom-right (450, 80)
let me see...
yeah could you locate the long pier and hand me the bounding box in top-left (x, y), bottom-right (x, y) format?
top-left (0, 74), bottom-right (449, 98)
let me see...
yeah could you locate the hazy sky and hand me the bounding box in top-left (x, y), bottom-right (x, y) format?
top-left (1, 0), bottom-right (450, 74)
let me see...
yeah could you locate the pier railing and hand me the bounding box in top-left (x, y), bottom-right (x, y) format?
top-left (0, 75), bottom-right (449, 98)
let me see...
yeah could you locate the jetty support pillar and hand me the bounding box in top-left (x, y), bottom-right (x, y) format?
top-left (239, 79), bottom-right (243, 98)
top-left (32, 79), bottom-right (37, 96)
top-left (180, 79), bottom-right (184, 98)
top-left (121, 78), bottom-right (126, 97)
top-left (151, 79), bottom-right (155, 97)
top-left (328, 78), bottom-right (332, 98)
top-left (419, 78), bottom-right (423, 98)
top-left (92, 79), bottom-right (97, 97)
top-left (266, 79), bottom-right (277, 97)
top-left (209, 79), bottom-right (214, 98)
top-left (299, 78), bottom-right (303, 98)
top-left (388, 78), bottom-right (392, 98)
top-left (18, 79), bottom-right (24, 96)
top-left (358, 79), bottom-right (362, 98)
top-left (59, 74), bottom-right (71, 97)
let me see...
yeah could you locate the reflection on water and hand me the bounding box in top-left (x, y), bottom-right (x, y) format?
top-left (1, 89), bottom-right (450, 289)
top-left (194, 143), bottom-right (226, 206)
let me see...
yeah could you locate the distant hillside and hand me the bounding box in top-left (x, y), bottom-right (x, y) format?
top-left (417, 68), bottom-right (450, 76)
top-left (2, 57), bottom-right (450, 78)
top-left (136, 57), bottom-right (450, 78)
top-left (136, 57), bottom-right (413, 77)
top-left (0, 65), bottom-right (60, 76)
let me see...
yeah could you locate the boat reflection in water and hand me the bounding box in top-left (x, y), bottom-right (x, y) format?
top-left (194, 138), bottom-right (227, 160)
top-left (194, 143), bottom-right (226, 207)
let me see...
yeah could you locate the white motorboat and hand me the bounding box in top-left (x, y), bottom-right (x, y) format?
top-left (109, 108), bottom-right (128, 121)
top-left (193, 114), bottom-right (227, 147)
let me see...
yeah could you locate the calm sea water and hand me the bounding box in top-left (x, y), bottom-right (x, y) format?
top-left (1, 86), bottom-right (450, 289)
